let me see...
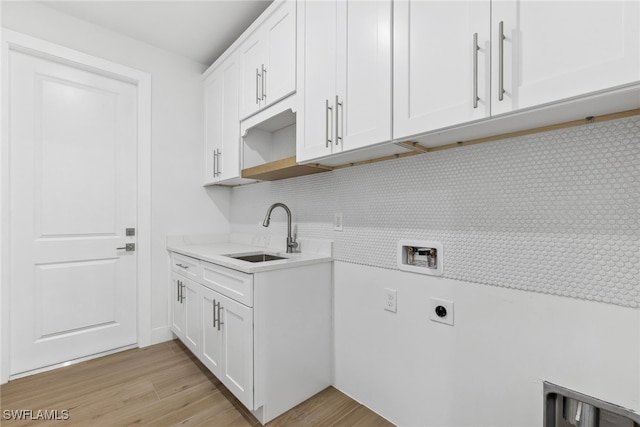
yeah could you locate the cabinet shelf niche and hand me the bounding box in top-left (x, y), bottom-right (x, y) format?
top-left (241, 102), bottom-right (332, 181)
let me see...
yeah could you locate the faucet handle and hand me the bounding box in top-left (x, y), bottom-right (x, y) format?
top-left (287, 234), bottom-right (299, 253)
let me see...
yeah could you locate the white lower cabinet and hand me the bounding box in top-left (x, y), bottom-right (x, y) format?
top-left (170, 272), bottom-right (200, 356)
top-left (200, 285), bottom-right (254, 410)
top-left (170, 272), bottom-right (186, 341)
top-left (169, 252), bottom-right (332, 425)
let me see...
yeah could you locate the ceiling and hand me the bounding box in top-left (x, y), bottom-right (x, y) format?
top-left (40, 1), bottom-right (273, 66)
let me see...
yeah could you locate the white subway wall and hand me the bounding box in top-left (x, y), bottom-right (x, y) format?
top-left (1, 2), bottom-right (231, 343)
top-left (231, 117), bottom-right (640, 425)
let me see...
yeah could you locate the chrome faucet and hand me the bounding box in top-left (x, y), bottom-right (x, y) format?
top-left (262, 202), bottom-right (298, 253)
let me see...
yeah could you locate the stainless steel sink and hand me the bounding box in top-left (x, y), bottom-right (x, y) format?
top-left (224, 252), bottom-right (288, 263)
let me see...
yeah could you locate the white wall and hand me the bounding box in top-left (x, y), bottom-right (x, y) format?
top-left (334, 262), bottom-right (639, 426)
top-left (1, 2), bottom-right (231, 344)
top-left (230, 116), bottom-right (640, 425)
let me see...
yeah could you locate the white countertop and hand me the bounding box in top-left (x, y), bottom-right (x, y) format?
top-left (167, 234), bottom-right (333, 274)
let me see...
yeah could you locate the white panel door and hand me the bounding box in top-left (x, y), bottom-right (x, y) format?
top-left (393, 0), bottom-right (490, 140)
top-left (204, 53), bottom-right (241, 184)
top-left (263, 0), bottom-right (296, 107)
top-left (239, 34), bottom-right (265, 119)
top-left (220, 293), bottom-right (254, 410)
top-left (183, 279), bottom-right (201, 355)
top-left (171, 273), bottom-right (186, 341)
top-left (297, 0), bottom-right (337, 162)
top-left (491, 0), bottom-right (640, 116)
top-left (203, 68), bottom-right (223, 184)
top-left (200, 285), bottom-right (222, 377)
top-left (220, 55), bottom-right (241, 182)
top-left (9, 49), bottom-right (138, 375)
top-left (337, 0), bottom-right (392, 151)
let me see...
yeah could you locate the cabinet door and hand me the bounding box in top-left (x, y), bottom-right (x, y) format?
top-left (219, 293), bottom-right (254, 410)
top-left (200, 285), bottom-right (222, 377)
top-left (219, 55), bottom-right (241, 182)
top-left (204, 54), bottom-right (242, 184)
top-left (492, 0), bottom-right (640, 116)
top-left (239, 34), bottom-right (265, 119)
top-left (337, 0), bottom-right (392, 151)
top-left (297, 0), bottom-right (337, 162)
top-left (170, 273), bottom-right (186, 341)
top-left (204, 70), bottom-right (223, 184)
top-left (393, 0), bottom-right (490, 140)
top-left (263, 0), bottom-right (296, 107)
top-left (183, 278), bottom-right (201, 355)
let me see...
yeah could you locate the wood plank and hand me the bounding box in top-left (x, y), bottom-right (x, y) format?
top-left (241, 156), bottom-right (333, 181)
top-left (331, 151), bottom-right (420, 170)
top-left (0, 341), bottom-right (396, 426)
top-left (266, 386), bottom-right (360, 426)
top-left (55, 379), bottom-right (159, 426)
top-left (340, 108), bottom-right (640, 169)
top-left (332, 404), bottom-right (395, 427)
top-left (409, 108), bottom-right (640, 153)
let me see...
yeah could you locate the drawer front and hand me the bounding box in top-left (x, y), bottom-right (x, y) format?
top-left (171, 252), bottom-right (202, 281)
top-left (201, 261), bottom-right (253, 307)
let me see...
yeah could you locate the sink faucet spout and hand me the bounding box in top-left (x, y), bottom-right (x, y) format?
top-left (262, 203), bottom-right (298, 253)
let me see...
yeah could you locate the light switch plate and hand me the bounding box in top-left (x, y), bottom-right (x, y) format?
top-left (334, 213), bottom-right (343, 231)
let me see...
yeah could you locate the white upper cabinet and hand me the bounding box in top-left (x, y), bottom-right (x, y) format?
top-left (336, 1), bottom-right (392, 152)
top-left (297, 0), bottom-right (392, 163)
top-left (394, 1), bottom-right (491, 139)
top-left (240, 0), bottom-right (296, 120)
top-left (204, 52), bottom-right (242, 184)
top-left (297, 0), bottom-right (337, 161)
top-left (491, 0), bottom-right (640, 116)
top-left (394, 0), bottom-right (640, 141)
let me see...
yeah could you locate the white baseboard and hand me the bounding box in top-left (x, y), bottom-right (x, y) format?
top-left (150, 326), bottom-right (174, 346)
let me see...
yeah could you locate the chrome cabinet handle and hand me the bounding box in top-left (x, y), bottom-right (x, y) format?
top-left (211, 300), bottom-right (216, 328)
top-left (498, 21), bottom-right (505, 101)
top-left (335, 95), bottom-right (342, 146)
top-left (473, 32), bottom-right (479, 109)
top-left (177, 280), bottom-right (180, 302)
top-left (213, 300), bottom-right (224, 331)
top-left (176, 263), bottom-right (189, 269)
top-left (217, 301), bottom-right (223, 331)
top-left (214, 300), bottom-right (219, 328)
top-left (255, 68), bottom-right (260, 104)
top-left (325, 100), bottom-right (333, 148)
top-left (212, 151), bottom-right (217, 177)
top-left (177, 280), bottom-right (185, 303)
top-left (261, 64), bottom-right (267, 101)
top-left (215, 149), bottom-right (221, 176)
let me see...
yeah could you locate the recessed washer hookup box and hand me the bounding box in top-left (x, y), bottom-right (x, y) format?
top-left (397, 240), bottom-right (443, 276)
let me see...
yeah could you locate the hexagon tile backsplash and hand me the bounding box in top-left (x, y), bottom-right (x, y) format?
top-left (231, 117), bottom-right (640, 308)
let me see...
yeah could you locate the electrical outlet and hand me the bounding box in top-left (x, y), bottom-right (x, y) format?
top-left (384, 288), bottom-right (397, 313)
top-left (430, 297), bottom-right (454, 326)
top-left (334, 213), bottom-right (343, 231)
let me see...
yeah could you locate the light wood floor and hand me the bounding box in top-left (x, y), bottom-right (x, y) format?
top-left (0, 340), bottom-right (394, 426)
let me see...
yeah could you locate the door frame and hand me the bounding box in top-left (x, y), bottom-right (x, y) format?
top-left (0, 29), bottom-right (152, 383)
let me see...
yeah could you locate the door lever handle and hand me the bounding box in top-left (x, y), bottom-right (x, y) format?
top-left (116, 243), bottom-right (135, 251)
